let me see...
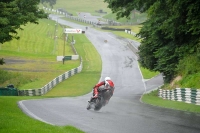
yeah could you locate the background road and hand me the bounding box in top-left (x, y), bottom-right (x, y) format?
top-left (18, 14), bottom-right (200, 133)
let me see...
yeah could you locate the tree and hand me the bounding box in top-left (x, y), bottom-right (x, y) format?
top-left (0, 58), bottom-right (5, 65)
top-left (0, 0), bottom-right (47, 44)
top-left (104, 0), bottom-right (154, 19)
top-left (104, 0), bottom-right (200, 83)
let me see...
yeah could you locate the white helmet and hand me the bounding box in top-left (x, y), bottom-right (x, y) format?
top-left (105, 77), bottom-right (111, 81)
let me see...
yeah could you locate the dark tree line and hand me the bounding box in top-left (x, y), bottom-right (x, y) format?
top-left (104, 0), bottom-right (200, 83)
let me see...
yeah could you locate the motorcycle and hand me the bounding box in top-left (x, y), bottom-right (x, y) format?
top-left (87, 87), bottom-right (113, 111)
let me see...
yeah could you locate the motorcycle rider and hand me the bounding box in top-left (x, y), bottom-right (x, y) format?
top-left (92, 77), bottom-right (115, 99)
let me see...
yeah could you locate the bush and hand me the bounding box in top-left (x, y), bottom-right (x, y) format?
top-left (0, 58), bottom-right (5, 65)
top-left (177, 53), bottom-right (200, 76)
top-left (0, 69), bottom-right (32, 88)
top-left (0, 69), bottom-right (12, 84)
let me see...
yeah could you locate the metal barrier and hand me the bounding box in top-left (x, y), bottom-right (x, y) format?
top-left (158, 88), bottom-right (200, 105)
top-left (0, 85), bottom-right (18, 96)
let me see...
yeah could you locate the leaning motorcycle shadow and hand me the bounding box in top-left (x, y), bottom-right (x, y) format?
top-left (87, 107), bottom-right (113, 114)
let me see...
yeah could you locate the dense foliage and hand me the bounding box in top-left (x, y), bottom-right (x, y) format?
top-left (0, 58), bottom-right (5, 65)
top-left (104, 0), bottom-right (200, 83)
top-left (0, 0), bottom-right (47, 44)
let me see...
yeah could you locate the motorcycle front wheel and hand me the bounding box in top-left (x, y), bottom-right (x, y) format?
top-left (86, 102), bottom-right (91, 110)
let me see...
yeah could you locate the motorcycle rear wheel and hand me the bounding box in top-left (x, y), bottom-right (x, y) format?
top-left (94, 98), bottom-right (102, 111)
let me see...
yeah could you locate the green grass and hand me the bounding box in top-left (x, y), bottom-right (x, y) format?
top-left (109, 30), bottom-right (141, 42)
top-left (42, 0), bottom-right (111, 16)
top-left (139, 65), bottom-right (160, 79)
top-left (61, 17), bottom-right (91, 26)
top-left (41, 0), bottom-right (146, 25)
top-left (142, 90), bottom-right (200, 113)
top-left (0, 96), bottom-right (84, 133)
top-left (179, 73), bottom-right (200, 88)
top-left (108, 25), bottom-right (142, 33)
top-left (103, 11), bottom-right (147, 24)
top-left (0, 19), bottom-right (80, 89)
top-left (1, 19), bottom-right (71, 55)
top-left (45, 33), bottom-right (101, 96)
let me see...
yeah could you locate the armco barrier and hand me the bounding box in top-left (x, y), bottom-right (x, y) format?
top-left (125, 29), bottom-right (137, 36)
top-left (158, 88), bottom-right (200, 105)
top-left (44, 7), bottom-right (109, 26)
top-left (125, 29), bottom-right (141, 38)
top-left (18, 59), bottom-right (82, 96)
top-left (18, 89), bottom-right (42, 96)
top-left (0, 87), bottom-right (18, 96)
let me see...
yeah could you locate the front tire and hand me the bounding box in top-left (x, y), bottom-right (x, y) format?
top-left (86, 102), bottom-right (91, 110)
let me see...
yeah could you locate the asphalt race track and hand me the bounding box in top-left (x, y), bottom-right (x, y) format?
top-left (18, 14), bottom-right (200, 133)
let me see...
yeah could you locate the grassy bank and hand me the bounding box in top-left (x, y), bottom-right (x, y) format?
top-left (0, 18), bottom-right (80, 89)
top-left (0, 96), bottom-right (84, 133)
top-left (103, 11), bottom-right (147, 24)
top-left (45, 33), bottom-right (101, 96)
top-left (42, 0), bottom-right (111, 16)
top-left (142, 90), bottom-right (200, 113)
top-left (0, 18), bottom-right (101, 132)
top-left (42, 0), bottom-right (146, 25)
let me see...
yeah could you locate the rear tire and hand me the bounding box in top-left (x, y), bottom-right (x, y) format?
top-left (94, 98), bottom-right (102, 111)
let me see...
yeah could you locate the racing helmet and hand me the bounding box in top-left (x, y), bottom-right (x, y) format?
top-left (105, 77), bottom-right (111, 81)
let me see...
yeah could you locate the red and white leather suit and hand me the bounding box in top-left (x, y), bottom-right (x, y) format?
top-left (93, 79), bottom-right (114, 98)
